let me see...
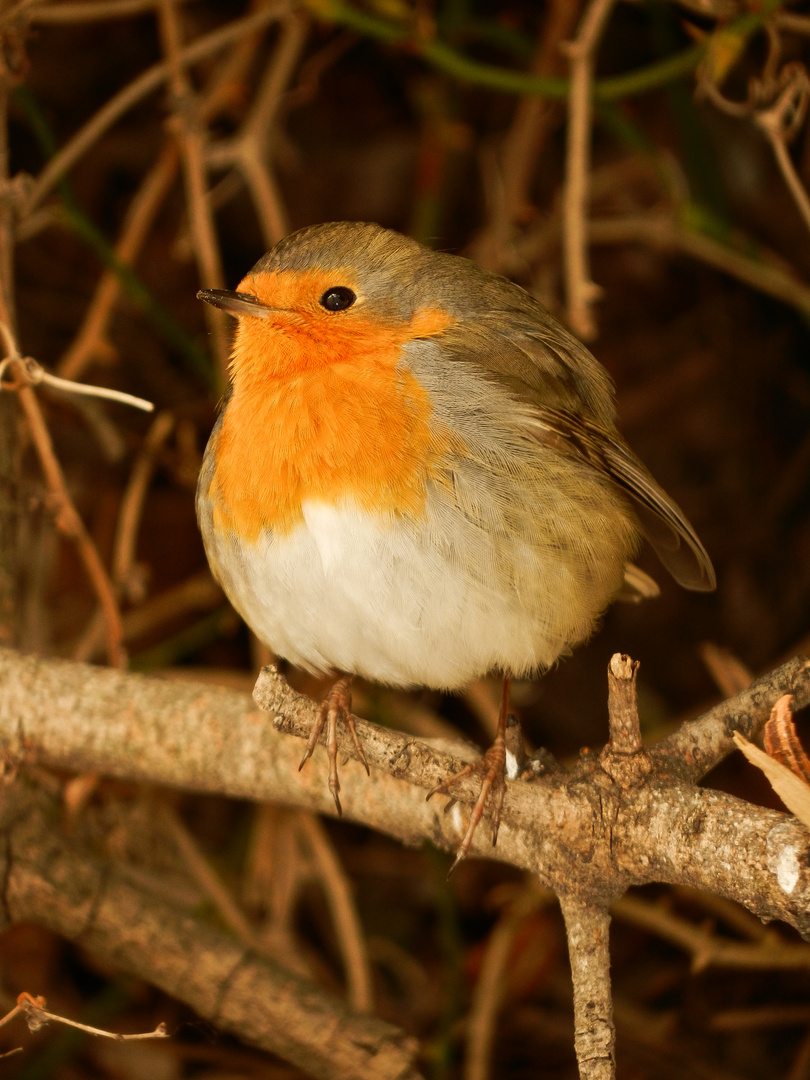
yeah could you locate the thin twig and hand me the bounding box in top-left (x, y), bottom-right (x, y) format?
top-left (71, 409), bottom-right (175, 661)
top-left (207, 12), bottom-right (307, 246)
top-left (15, 992), bottom-right (167, 1040)
top-left (0, 1000), bottom-right (24, 1030)
top-left (775, 12), bottom-right (810, 35)
top-left (242, 805), bottom-right (316, 980)
top-left (20, 3), bottom-right (289, 219)
top-left (757, 68), bottom-right (810, 237)
top-left (652, 655), bottom-right (810, 782)
top-left (699, 643), bottom-right (754, 698)
top-left (112, 410), bottom-right (174, 589)
top-left (73, 570), bottom-right (222, 663)
top-left (0, 354), bottom-right (154, 412)
top-left (673, 885), bottom-right (770, 943)
top-left (0, 65), bottom-right (18, 651)
top-left (157, 0), bottom-right (229, 371)
top-left (162, 804), bottom-right (262, 949)
top-left (464, 883), bottom-right (549, 1080)
top-left (561, 0), bottom-right (616, 339)
top-left (58, 143), bottom-right (179, 381)
top-left (588, 211), bottom-right (810, 315)
top-left (57, 18), bottom-right (264, 384)
top-left (613, 892), bottom-right (810, 972)
top-left (17, 384), bottom-right (125, 667)
top-left (502, 0), bottom-right (580, 222)
top-left (471, 0), bottom-right (580, 271)
top-left (30, 0), bottom-right (192, 19)
top-left (323, 0), bottom-right (706, 103)
top-left (296, 812), bottom-right (374, 1013)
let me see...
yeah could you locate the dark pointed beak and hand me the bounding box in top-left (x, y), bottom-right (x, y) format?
top-left (197, 289), bottom-right (275, 318)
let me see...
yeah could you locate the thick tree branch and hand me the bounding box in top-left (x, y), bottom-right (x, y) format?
top-left (0, 781), bottom-right (421, 1080)
top-left (1, 648), bottom-right (808, 935)
top-left (652, 655), bottom-right (810, 781)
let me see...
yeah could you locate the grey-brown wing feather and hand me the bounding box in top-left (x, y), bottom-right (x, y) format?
top-left (430, 295), bottom-right (716, 593)
top-left (525, 406), bottom-right (716, 592)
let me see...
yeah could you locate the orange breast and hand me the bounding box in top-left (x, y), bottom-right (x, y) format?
top-left (209, 271), bottom-right (457, 540)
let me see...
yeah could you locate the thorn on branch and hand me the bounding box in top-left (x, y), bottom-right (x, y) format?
top-left (599, 652), bottom-right (653, 787)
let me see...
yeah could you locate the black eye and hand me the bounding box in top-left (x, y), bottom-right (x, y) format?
top-left (319, 286), bottom-right (356, 312)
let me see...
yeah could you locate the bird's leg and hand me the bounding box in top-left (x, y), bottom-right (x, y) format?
top-left (299, 674), bottom-right (369, 815)
top-left (427, 673), bottom-right (512, 874)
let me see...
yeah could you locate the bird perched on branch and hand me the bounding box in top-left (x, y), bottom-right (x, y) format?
top-left (197, 221), bottom-right (715, 869)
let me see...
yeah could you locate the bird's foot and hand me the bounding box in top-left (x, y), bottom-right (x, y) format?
top-left (299, 675), bottom-right (369, 815)
top-left (426, 727), bottom-right (508, 876)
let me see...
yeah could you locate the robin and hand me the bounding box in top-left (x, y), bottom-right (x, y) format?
top-left (197, 221), bottom-right (714, 869)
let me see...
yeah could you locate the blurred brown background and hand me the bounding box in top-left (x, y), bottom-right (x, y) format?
top-left (1, 0), bottom-right (810, 1077)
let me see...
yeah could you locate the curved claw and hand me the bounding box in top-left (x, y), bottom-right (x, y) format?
top-left (428, 675), bottom-right (514, 874)
top-left (297, 675), bottom-right (358, 816)
top-left (427, 738), bottom-right (508, 875)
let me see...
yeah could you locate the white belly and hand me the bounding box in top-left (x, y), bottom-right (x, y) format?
top-left (202, 486), bottom-right (631, 690)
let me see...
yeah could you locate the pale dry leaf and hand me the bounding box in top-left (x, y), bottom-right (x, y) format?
top-left (733, 730), bottom-right (810, 829)
top-left (763, 694), bottom-right (810, 783)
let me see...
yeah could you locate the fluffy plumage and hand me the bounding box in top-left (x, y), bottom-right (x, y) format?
top-left (197, 221), bottom-right (714, 690)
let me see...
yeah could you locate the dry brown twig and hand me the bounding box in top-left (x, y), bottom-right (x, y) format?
top-left (157, 0), bottom-right (229, 370)
top-left (112, 410), bottom-right (175, 596)
top-left (464, 881), bottom-right (552, 1080)
top-left (699, 642), bottom-right (754, 697)
top-left (699, 20), bottom-right (810, 240)
top-left (72, 409), bottom-right (174, 663)
top-left (612, 892), bottom-right (810, 973)
top-left (756, 64), bottom-right (810, 235)
top-left (0, 328), bottom-right (138, 668)
top-left (29, 0), bottom-right (194, 22)
top-left (162, 801), bottom-right (374, 1013)
top-left (207, 12), bottom-right (308, 246)
top-left (0, 991), bottom-right (166, 1049)
top-left (16, 384), bottom-right (126, 667)
top-left (0, 68), bottom-right (18, 654)
top-left (54, 7), bottom-right (276, 385)
top-left (56, 144), bottom-right (180, 381)
top-left (242, 804), bottom-right (317, 980)
top-left (561, 0), bottom-right (616, 340)
top-left (161, 802), bottom-right (265, 950)
top-left (588, 210), bottom-right (810, 315)
top-left (295, 812), bottom-right (375, 1013)
top-left (15, 992), bottom-right (167, 1041)
top-left (471, 0), bottom-right (581, 273)
top-left (0, 325), bottom-right (159, 669)
top-left (19, 4), bottom-right (289, 221)
top-left (776, 12), bottom-right (810, 37)
top-left (515, 149), bottom-right (810, 318)
top-left (0, 789), bottom-right (420, 1080)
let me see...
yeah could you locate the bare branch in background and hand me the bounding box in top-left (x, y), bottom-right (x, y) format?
top-left (561, 0), bottom-right (616, 339)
